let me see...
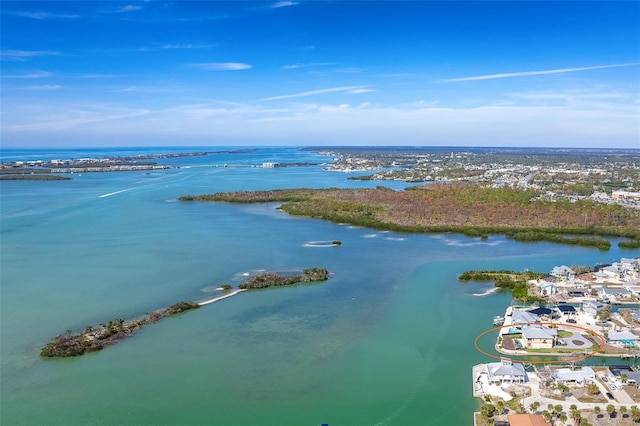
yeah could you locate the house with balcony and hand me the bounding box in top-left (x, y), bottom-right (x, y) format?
top-left (521, 325), bottom-right (557, 349)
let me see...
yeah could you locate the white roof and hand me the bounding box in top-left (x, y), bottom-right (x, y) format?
top-left (608, 331), bottom-right (640, 341)
top-left (554, 366), bottom-right (595, 382)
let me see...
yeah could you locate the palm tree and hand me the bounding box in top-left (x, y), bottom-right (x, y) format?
top-left (631, 405), bottom-right (640, 422)
top-left (607, 404), bottom-right (615, 417)
top-left (554, 404), bottom-right (563, 416)
top-left (529, 401), bottom-right (540, 412)
top-left (594, 406), bottom-right (601, 417)
top-left (620, 405), bottom-right (627, 417)
top-left (559, 413), bottom-right (567, 425)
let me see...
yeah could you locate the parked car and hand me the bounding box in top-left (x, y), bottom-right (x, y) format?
top-left (602, 376), bottom-right (608, 382)
top-left (606, 392), bottom-right (614, 400)
top-left (567, 319), bottom-right (577, 324)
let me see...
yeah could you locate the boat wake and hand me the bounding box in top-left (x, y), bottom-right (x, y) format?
top-left (304, 241), bottom-right (339, 248)
top-left (471, 287), bottom-right (498, 297)
top-left (99, 188), bottom-right (135, 198)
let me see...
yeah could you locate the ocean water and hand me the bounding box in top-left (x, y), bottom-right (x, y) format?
top-left (1, 147), bottom-right (638, 426)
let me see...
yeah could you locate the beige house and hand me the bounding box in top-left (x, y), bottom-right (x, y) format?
top-left (521, 325), bottom-right (557, 349)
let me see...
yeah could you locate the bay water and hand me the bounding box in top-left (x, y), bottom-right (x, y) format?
top-left (1, 147), bottom-right (638, 425)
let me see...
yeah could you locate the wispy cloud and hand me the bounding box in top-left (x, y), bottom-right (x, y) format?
top-left (24, 85), bottom-right (63, 90)
top-left (281, 62), bottom-right (334, 70)
top-left (115, 5), bottom-right (142, 13)
top-left (3, 71), bottom-right (54, 79)
top-left (271, 1), bottom-right (298, 8)
top-left (161, 43), bottom-right (215, 50)
top-left (12, 11), bottom-right (80, 19)
top-left (445, 63), bottom-right (640, 82)
top-left (256, 86), bottom-right (370, 102)
top-left (347, 88), bottom-right (375, 94)
top-left (192, 62), bottom-right (252, 71)
top-left (1, 50), bottom-right (60, 61)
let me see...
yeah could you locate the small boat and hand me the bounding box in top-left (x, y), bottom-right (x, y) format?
top-left (493, 316), bottom-right (505, 326)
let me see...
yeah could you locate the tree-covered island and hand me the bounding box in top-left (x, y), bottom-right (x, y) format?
top-left (178, 183), bottom-right (640, 250)
top-left (458, 270), bottom-right (547, 302)
top-left (239, 268), bottom-right (330, 289)
top-left (41, 269), bottom-right (329, 358)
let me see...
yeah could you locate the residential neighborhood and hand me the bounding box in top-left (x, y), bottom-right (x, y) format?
top-left (474, 257), bottom-right (640, 425)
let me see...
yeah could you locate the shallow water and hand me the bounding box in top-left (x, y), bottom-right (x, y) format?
top-left (1, 147), bottom-right (638, 425)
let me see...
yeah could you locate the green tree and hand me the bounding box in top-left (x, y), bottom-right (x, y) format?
top-left (607, 404), bottom-right (615, 417)
top-left (620, 405), bottom-right (627, 417)
top-left (594, 406), bottom-right (601, 416)
top-left (559, 413), bottom-right (567, 425)
top-left (587, 383), bottom-right (600, 395)
top-left (554, 404), bottom-right (563, 416)
top-left (529, 401), bottom-right (540, 412)
top-left (631, 405), bottom-right (640, 421)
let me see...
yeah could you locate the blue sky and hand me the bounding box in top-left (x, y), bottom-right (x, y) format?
top-left (1, 1), bottom-right (639, 148)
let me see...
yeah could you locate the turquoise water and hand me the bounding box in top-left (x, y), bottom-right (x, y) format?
top-left (1, 147), bottom-right (638, 425)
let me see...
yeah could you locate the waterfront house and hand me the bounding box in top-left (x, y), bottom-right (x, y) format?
top-left (511, 309), bottom-right (539, 325)
top-left (601, 265), bottom-right (622, 280)
top-left (582, 299), bottom-right (606, 317)
top-left (521, 325), bottom-right (557, 349)
top-left (536, 281), bottom-right (556, 296)
top-left (553, 366), bottom-right (595, 385)
top-left (550, 265), bottom-right (576, 281)
top-left (599, 286), bottom-right (631, 302)
top-left (486, 360), bottom-right (528, 384)
top-left (556, 304), bottom-right (577, 317)
top-left (607, 331), bottom-right (640, 344)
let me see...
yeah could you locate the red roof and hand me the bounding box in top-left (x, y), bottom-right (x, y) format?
top-left (507, 414), bottom-right (551, 426)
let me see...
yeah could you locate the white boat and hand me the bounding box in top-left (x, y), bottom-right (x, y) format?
top-left (493, 316), bottom-right (505, 326)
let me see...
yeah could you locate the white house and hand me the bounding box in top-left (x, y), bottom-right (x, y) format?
top-left (550, 265), bottom-right (576, 281)
top-left (537, 281), bottom-right (557, 296)
top-left (582, 299), bottom-right (606, 317)
top-left (553, 367), bottom-right (595, 385)
top-left (608, 331), bottom-right (640, 343)
top-left (486, 360), bottom-right (528, 384)
top-left (600, 287), bottom-right (631, 302)
top-left (511, 309), bottom-right (539, 325)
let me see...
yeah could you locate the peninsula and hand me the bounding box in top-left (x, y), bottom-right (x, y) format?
top-left (178, 183), bottom-right (640, 250)
top-left (40, 268), bottom-right (329, 358)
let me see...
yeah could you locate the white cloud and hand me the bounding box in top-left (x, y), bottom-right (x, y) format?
top-left (116, 5), bottom-right (142, 13)
top-left (270, 1), bottom-right (298, 8)
top-left (24, 85), bottom-right (63, 90)
top-left (1, 50), bottom-right (60, 61)
top-left (281, 62), bottom-right (334, 70)
top-left (192, 62), bottom-right (252, 71)
top-left (445, 63), bottom-right (640, 82)
top-left (12, 11), bottom-right (80, 19)
top-left (347, 88), bottom-right (375, 94)
top-left (256, 86), bottom-right (369, 101)
top-left (4, 71), bottom-right (54, 79)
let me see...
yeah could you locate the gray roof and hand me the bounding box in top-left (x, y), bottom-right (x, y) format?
top-left (511, 310), bottom-right (539, 324)
top-left (602, 287), bottom-right (630, 296)
top-left (522, 325), bottom-right (557, 340)
top-left (487, 361), bottom-right (527, 381)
